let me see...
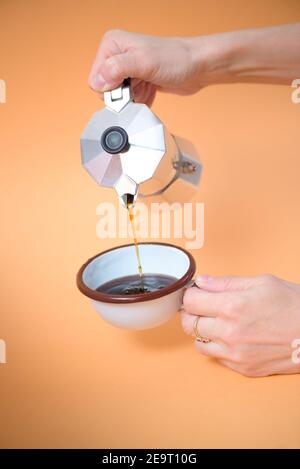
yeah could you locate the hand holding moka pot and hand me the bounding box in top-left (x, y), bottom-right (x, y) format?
top-left (80, 78), bottom-right (202, 207)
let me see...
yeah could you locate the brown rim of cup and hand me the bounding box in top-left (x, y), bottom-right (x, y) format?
top-left (76, 242), bottom-right (196, 304)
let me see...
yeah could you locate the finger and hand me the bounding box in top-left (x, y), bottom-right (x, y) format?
top-left (89, 33), bottom-right (123, 90)
top-left (181, 312), bottom-right (217, 341)
top-left (218, 359), bottom-right (273, 377)
top-left (131, 81), bottom-right (147, 102)
top-left (94, 78), bottom-right (143, 101)
top-left (131, 78), bottom-right (143, 89)
top-left (145, 87), bottom-right (156, 107)
top-left (93, 49), bottom-right (146, 92)
top-left (133, 82), bottom-right (156, 105)
top-left (195, 275), bottom-right (261, 292)
top-left (218, 359), bottom-right (270, 377)
top-left (194, 340), bottom-right (227, 360)
top-left (218, 359), bottom-right (244, 375)
top-left (183, 286), bottom-right (238, 318)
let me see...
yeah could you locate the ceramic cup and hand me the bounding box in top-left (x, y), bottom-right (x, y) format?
top-left (76, 242), bottom-right (196, 330)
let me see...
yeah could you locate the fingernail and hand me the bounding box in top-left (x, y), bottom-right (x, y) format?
top-left (92, 73), bottom-right (106, 91)
top-left (195, 275), bottom-right (213, 287)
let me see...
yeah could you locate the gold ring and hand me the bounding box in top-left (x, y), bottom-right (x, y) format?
top-left (193, 316), bottom-right (211, 343)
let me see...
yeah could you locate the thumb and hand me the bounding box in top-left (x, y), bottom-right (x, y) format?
top-left (195, 275), bottom-right (260, 292)
top-left (92, 50), bottom-right (143, 92)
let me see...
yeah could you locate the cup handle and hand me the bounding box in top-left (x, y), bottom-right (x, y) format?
top-left (179, 278), bottom-right (195, 311)
top-left (185, 278), bottom-right (196, 289)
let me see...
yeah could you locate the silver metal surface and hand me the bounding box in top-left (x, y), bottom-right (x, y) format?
top-left (114, 174), bottom-right (138, 207)
top-left (104, 81), bottom-right (131, 113)
top-left (80, 80), bottom-right (202, 205)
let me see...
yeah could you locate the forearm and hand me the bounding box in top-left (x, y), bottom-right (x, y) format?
top-left (189, 23), bottom-right (300, 86)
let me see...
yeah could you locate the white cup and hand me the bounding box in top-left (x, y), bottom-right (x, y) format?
top-left (77, 242), bottom-right (196, 330)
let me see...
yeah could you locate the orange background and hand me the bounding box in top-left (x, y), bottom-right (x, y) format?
top-left (1, 0), bottom-right (300, 449)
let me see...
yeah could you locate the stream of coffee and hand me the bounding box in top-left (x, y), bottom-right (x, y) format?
top-left (127, 202), bottom-right (143, 279)
top-left (96, 198), bottom-right (178, 296)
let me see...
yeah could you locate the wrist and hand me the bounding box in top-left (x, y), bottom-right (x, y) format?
top-left (186, 32), bottom-right (246, 86)
top-left (186, 25), bottom-right (298, 87)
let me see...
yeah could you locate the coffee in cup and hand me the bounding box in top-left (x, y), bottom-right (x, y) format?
top-left (77, 243), bottom-right (196, 330)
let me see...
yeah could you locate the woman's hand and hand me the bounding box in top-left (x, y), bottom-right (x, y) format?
top-left (181, 274), bottom-right (300, 377)
top-left (88, 24), bottom-right (300, 106)
top-left (88, 29), bottom-right (208, 106)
